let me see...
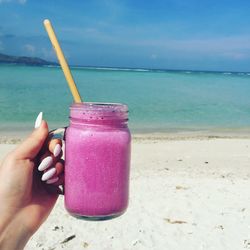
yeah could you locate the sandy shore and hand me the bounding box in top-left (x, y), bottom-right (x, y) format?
top-left (1, 137), bottom-right (250, 250)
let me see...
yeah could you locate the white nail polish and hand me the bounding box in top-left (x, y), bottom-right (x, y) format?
top-left (34, 112), bottom-right (43, 128)
top-left (38, 156), bottom-right (53, 171)
top-left (41, 168), bottom-right (56, 181)
top-left (46, 176), bottom-right (59, 184)
top-left (53, 144), bottom-right (61, 157)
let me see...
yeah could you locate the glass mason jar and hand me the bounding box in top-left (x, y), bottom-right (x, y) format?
top-left (64, 102), bottom-right (131, 220)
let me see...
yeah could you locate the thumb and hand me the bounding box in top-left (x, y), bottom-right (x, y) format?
top-left (13, 113), bottom-right (49, 160)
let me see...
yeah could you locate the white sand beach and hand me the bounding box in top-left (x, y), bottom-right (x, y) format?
top-left (1, 137), bottom-right (250, 250)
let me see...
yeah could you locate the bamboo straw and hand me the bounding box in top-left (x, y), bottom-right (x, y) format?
top-left (43, 19), bottom-right (82, 103)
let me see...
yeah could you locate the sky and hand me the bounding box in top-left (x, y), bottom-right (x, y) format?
top-left (1, 0), bottom-right (250, 71)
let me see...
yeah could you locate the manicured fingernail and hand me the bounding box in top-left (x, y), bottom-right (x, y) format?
top-left (34, 112), bottom-right (43, 128)
top-left (46, 176), bottom-right (59, 184)
top-left (38, 156), bottom-right (53, 171)
top-left (41, 168), bottom-right (56, 181)
top-left (53, 144), bottom-right (61, 157)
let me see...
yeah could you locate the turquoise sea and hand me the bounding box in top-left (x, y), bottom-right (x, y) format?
top-left (1, 64), bottom-right (250, 135)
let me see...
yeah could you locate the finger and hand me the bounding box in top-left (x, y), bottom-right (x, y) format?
top-left (46, 176), bottom-right (59, 184)
top-left (38, 149), bottom-right (64, 172)
top-left (40, 158), bottom-right (64, 181)
top-left (37, 151), bottom-right (56, 171)
top-left (46, 173), bottom-right (64, 186)
top-left (41, 159), bottom-right (64, 180)
top-left (38, 155), bottom-right (53, 171)
top-left (41, 167), bottom-right (57, 181)
top-left (13, 115), bottom-right (48, 160)
top-left (48, 139), bottom-right (62, 157)
top-left (54, 160), bottom-right (64, 176)
top-left (44, 160), bottom-right (64, 184)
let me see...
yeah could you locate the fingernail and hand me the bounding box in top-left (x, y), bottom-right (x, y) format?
top-left (46, 176), bottom-right (59, 184)
top-left (38, 156), bottom-right (53, 171)
top-left (34, 112), bottom-right (43, 128)
top-left (53, 144), bottom-right (61, 157)
top-left (41, 168), bottom-right (56, 181)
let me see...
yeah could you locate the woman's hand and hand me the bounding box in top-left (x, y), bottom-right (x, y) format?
top-left (0, 112), bottom-right (64, 250)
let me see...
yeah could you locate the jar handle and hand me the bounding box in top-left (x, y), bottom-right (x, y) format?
top-left (47, 127), bottom-right (67, 195)
top-left (48, 127), bottom-right (67, 140)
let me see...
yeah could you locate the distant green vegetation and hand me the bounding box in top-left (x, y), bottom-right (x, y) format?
top-left (0, 53), bottom-right (57, 66)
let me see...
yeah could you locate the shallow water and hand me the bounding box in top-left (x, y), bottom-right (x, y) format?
top-left (1, 64), bottom-right (250, 133)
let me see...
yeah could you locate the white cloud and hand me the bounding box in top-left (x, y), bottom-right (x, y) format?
top-left (41, 48), bottom-right (57, 61)
top-left (222, 52), bottom-right (249, 60)
top-left (127, 35), bottom-right (250, 52)
top-left (151, 54), bottom-right (158, 60)
top-left (0, 0), bottom-right (27, 4)
top-left (24, 44), bottom-right (35, 55)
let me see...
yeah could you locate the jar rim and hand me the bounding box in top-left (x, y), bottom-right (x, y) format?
top-left (70, 102), bottom-right (128, 113)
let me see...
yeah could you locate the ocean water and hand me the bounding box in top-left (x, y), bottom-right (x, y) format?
top-left (1, 64), bottom-right (250, 134)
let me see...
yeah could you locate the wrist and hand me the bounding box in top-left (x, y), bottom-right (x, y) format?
top-left (0, 215), bottom-right (31, 250)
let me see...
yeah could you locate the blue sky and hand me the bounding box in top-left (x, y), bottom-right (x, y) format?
top-left (1, 0), bottom-right (250, 71)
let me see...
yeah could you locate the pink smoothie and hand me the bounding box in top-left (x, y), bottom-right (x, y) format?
top-left (64, 103), bottom-right (131, 219)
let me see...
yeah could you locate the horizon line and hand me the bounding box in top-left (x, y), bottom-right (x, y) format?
top-left (1, 52), bottom-right (250, 74)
